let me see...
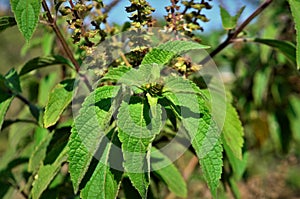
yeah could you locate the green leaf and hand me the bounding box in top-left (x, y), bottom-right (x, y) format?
top-left (142, 40), bottom-right (210, 65)
top-left (117, 97), bottom-right (162, 198)
top-left (19, 55), bottom-right (74, 76)
top-left (0, 16), bottom-right (17, 32)
top-left (151, 147), bottom-right (187, 197)
top-left (3, 69), bottom-right (22, 94)
top-left (10, 0), bottom-right (41, 41)
top-left (81, 130), bottom-right (123, 199)
top-left (287, 0), bottom-right (300, 69)
top-left (220, 6), bottom-right (245, 30)
top-left (254, 38), bottom-right (297, 65)
top-left (44, 79), bottom-right (75, 128)
top-left (38, 73), bottom-right (58, 106)
top-left (223, 142), bottom-right (248, 180)
top-left (163, 83), bottom-right (223, 197)
top-left (101, 66), bottom-right (131, 82)
top-left (0, 85), bottom-right (13, 130)
top-left (222, 103), bottom-right (244, 159)
top-left (28, 131), bottom-right (53, 172)
top-left (31, 147), bottom-right (68, 199)
top-left (68, 86), bottom-right (120, 193)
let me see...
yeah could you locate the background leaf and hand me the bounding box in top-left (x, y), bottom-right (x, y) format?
top-left (254, 38), bottom-right (296, 65)
top-left (220, 6), bottom-right (245, 30)
top-left (0, 16), bottom-right (17, 32)
top-left (151, 147), bottom-right (187, 197)
top-left (10, 0), bottom-right (41, 41)
top-left (19, 55), bottom-right (74, 76)
top-left (222, 103), bottom-right (244, 159)
top-left (44, 79), bottom-right (75, 128)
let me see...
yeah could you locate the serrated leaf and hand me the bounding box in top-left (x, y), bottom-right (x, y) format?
top-left (254, 38), bottom-right (296, 65)
top-left (0, 16), bottom-right (17, 32)
top-left (28, 131), bottom-right (53, 172)
top-left (19, 55), bottom-right (74, 76)
top-left (220, 6), bottom-right (245, 30)
top-left (10, 0), bottom-right (41, 41)
top-left (163, 83), bottom-right (223, 197)
top-left (81, 130), bottom-right (122, 199)
top-left (287, 0), bottom-right (300, 69)
top-left (31, 147), bottom-right (68, 199)
top-left (142, 40), bottom-right (210, 65)
top-left (151, 147), bottom-right (187, 197)
top-left (101, 66), bottom-right (131, 82)
top-left (44, 79), bottom-right (75, 128)
top-left (117, 97), bottom-right (162, 198)
top-left (222, 103), bottom-right (244, 159)
top-left (68, 86), bottom-right (120, 193)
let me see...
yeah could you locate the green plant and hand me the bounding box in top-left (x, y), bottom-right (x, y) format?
top-left (0, 0), bottom-right (300, 199)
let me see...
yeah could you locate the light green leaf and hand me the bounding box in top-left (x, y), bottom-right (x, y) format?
top-left (68, 86), bottom-right (120, 193)
top-left (223, 142), bottom-right (248, 180)
top-left (287, 0), bottom-right (300, 69)
top-left (222, 103), bottom-right (244, 159)
top-left (81, 130), bottom-right (123, 199)
top-left (142, 40), bottom-right (210, 65)
top-left (38, 73), bottom-right (58, 106)
top-left (151, 147), bottom-right (187, 197)
top-left (10, 0), bottom-right (41, 41)
top-left (19, 55), bottom-right (74, 76)
top-left (254, 38), bottom-right (296, 65)
top-left (44, 79), bottom-right (75, 128)
top-left (252, 67), bottom-right (271, 107)
top-left (117, 97), bottom-right (162, 198)
top-left (163, 84), bottom-right (223, 197)
top-left (220, 6), bottom-right (245, 30)
top-left (28, 131), bottom-right (53, 172)
top-left (0, 16), bottom-right (17, 32)
top-left (31, 147), bottom-right (68, 199)
top-left (0, 84), bottom-right (13, 130)
top-left (101, 66), bottom-right (131, 82)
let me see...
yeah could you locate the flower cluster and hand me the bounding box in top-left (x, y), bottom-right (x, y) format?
top-left (165, 0), bottom-right (212, 39)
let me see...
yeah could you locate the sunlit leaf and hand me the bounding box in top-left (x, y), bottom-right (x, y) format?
top-left (10, 0), bottom-right (41, 41)
top-left (44, 79), bottom-right (75, 128)
top-left (68, 86), bottom-right (120, 193)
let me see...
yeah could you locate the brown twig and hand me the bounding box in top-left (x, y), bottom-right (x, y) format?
top-left (200, 0), bottom-right (273, 65)
top-left (42, 0), bottom-right (92, 91)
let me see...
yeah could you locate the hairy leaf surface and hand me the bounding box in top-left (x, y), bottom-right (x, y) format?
top-left (118, 97), bottom-right (162, 198)
top-left (68, 86), bottom-right (120, 193)
top-left (288, 0), bottom-right (300, 69)
top-left (10, 0), bottom-right (41, 41)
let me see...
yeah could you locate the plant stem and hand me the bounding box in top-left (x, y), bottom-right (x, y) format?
top-left (200, 0), bottom-right (273, 65)
top-left (42, 0), bottom-right (92, 91)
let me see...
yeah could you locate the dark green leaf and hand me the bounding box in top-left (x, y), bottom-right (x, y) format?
top-left (0, 16), bottom-right (17, 32)
top-left (19, 55), bottom-right (74, 76)
top-left (254, 38), bottom-right (296, 65)
top-left (151, 147), bottom-right (187, 197)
